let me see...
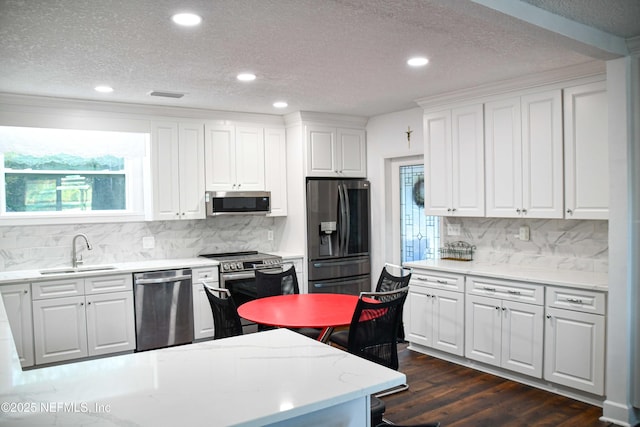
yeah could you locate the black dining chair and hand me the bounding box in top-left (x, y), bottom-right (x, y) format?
top-left (254, 265), bottom-right (321, 339)
top-left (255, 265), bottom-right (300, 298)
top-left (344, 287), bottom-right (440, 427)
top-left (330, 263), bottom-right (412, 348)
top-left (202, 285), bottom-right (243, 340)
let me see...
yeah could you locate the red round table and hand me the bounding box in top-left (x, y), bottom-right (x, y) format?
top-left (237, 293), bottom-right (361, 342)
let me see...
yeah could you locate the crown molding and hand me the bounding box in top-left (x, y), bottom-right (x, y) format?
top-left (415, 61), bottom-right (605, 110)
top-left (284, 111), bottom-right (368, 128)
top-left (627, 36), bottom-right (640, 57)
top-left (0, 93), bottom-right (286, 126)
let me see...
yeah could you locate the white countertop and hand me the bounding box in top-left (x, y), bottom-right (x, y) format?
top-left (404, 259), bottom-right (608, 291)
top-left (0, 258), bottom-right (219, 285)
top-left (0, 298), bottom-right (404, 426)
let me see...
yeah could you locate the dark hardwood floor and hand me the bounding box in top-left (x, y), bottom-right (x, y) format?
top-left (379, 344), bottom-right (613, 426)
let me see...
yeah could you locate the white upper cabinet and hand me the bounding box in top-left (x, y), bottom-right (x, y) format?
top-left (424, 104), bottom-right (484, 216)
top-left (306, 125), bottom-right (366, 177)
top-left (205, 124), bottom-right (265, 191)
top-left (264, 127), bottom-right (288, 216)
top-left (485, 90), bottom-right (563, 218)
top-left (151, 121), bottom-right (206, 221)
top-left (563, 81), bottom-right (608, 220)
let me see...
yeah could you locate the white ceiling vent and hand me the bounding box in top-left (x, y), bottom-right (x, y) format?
top-left (149, 91), bottom-right (185, 99)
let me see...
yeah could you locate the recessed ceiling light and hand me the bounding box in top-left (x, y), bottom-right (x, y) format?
top-left (171, 13), bottom-right (202, 27)
top-left (273, 101), bottom-right (288, 109)
top-left (407, 57), bottom-right (429, 67)
top-left (237, 73), bottom-right (256, 82)
top-left (94, 85), bottom-right (114, 93)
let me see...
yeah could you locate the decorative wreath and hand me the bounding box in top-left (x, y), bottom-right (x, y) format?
top-left (413, 177), bottom-right (424, 207)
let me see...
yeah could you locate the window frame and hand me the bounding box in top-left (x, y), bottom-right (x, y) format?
top-left (0, 125), bottom-right (150, 226)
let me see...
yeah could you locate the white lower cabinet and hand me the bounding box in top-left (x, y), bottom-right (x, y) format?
top-left (0, 284), bottom-right (34, 367)
top-left (32, 274), bottom-right (135, 365)
top-left (406, 270), bottom-right (464, 356)
top-left (544, 286), bottom-right (606, 395)
top-left (192, 267), bottom-right (219, 340)
top-left (465, 276), bottom-right (544, 378)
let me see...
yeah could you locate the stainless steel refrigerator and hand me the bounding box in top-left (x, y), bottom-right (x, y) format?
top-left (306, 178), bottom-right (371, 294)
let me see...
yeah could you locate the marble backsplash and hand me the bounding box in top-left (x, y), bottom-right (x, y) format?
top-left (0, 216), bottom-right (283, 272)
top-left (1, 216), bottom-right (608, 273)
top-left (442, 217), bottom-right (608, 273)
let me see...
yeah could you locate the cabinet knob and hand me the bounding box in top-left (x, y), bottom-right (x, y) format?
top-left (546, 314), bottom-right (552, 319)
top-left (451, 208), bottom-right (457, 212)
top-left (175, 213), bottom-right (179, 216)
top-left (80, 302), bottom-right (84, 306)
top-left (495, 306), bottom-right (500, 310)
top-left (566, 209), bottom-right (573, 215)
top-left (522, 209), bottom-right (527, 214)
top-left (502, 307), bottom-right (506, 311)
top-left (24, 289), bottom-right (28, 294)
top-left (516, 208), bottom-right (521, 213)
top-left (181, 212), bottom-right (185, 216)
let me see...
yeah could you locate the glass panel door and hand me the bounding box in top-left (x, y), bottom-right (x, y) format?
top-left (399, 164), bottom-right (440, 263)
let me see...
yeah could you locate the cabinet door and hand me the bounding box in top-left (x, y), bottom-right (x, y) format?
top-left (544, 307), bottom-right (605, 395)
top-left (337, 128), bottom-right (366, 177)
top-left (307, 126), bottom-right (337, 176)
top-left (501, 300), bottom-right (543, 378)
top-left (152, 121), bottom-right (181, 220)
top-left (485, 97), bottom-right (522, 218)
top-left (86, 291), bottom-right (135, 356)
top-left (0, 284), bottom-right (34, 367)
top-left (564, 81), bottom-right (608, 219)
top-left (431, 288), bottom-right (465, 356)
top-left (192, 267), bottom-right (218, 340)
top-left (451, 105), bottom-right (485, 216)
top-left (33, 296), bottom-right (87, 364)
top-left (265, 127), bottom-right (288, 216)
top-left (235, 126), bottom-right (265, 190)
top-left (424, 110), bottom-right (452, 216)
top-left (406, 286), bottom-right (433, 347)
top-left (521, 90), bottom-right (563, 218)
top-left (204, 124), bottom-right (236, 191)
top-left (178, 123), bottom-right (206, 219)
top-left (465, 294), bottom-right (501, 367)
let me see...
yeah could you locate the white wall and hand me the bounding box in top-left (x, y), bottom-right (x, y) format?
top-left (365, 107), bottom-right (424, 277)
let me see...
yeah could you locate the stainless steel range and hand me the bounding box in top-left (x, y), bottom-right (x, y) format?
top-left (199, 251), bottom-right (283, 315)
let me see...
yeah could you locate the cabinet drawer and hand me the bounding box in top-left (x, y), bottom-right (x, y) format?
top-left (546, 287), bottom-right (606, 315)
top-left (466, 276), bottom-right (543, 305)
top-left (410, 269), bottom-right (464, 292)
top-left (192, 267), bottom-right (219, 286)
top-left (85, 274), bottom-right (133, 294)
top-left (32, 278), bottom-right (84, 300)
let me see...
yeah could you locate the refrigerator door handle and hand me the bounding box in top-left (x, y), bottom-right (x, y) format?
top-left (338, 183), bottom-right (347, 256)
top-left (312, 258), bottom-right (369, 268)
top-left (343, 183), bottom-right (351, 253)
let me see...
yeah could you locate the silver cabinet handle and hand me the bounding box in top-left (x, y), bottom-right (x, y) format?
top-left (507, 290), bottom-right (522, 295)
top-left (566, 297), bottom-right (583, 304)
top-left (436, 279), bottom-right (448, 284)
top-left (483, 286), bottom-right (496, 292)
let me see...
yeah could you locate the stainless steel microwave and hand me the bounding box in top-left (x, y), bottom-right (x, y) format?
top-left (205, 191), bottom-right (271, 216)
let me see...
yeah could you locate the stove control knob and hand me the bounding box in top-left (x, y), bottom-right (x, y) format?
top-left (236, 262), bottom-right (243, 270)
top-left (222, 264), bottom-right (229, 271)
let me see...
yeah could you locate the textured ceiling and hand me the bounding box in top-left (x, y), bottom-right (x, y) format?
top-left (0, 0), bottom-right (638, 117)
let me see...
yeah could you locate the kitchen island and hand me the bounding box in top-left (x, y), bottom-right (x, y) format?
top-left (0, 298), bottom-right (404, 426)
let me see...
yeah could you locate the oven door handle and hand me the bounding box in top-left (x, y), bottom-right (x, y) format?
top-left (220, 271), bottom-right (259, 281)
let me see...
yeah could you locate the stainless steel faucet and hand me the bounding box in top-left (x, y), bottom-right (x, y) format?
top-left (72, 233), bottom-right (92, 268)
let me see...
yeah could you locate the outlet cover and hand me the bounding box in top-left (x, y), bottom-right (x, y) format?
top-left (267, 230), bottom-right (274, 241)
top-left (142, 236), bottom-right (155, 249)
top-left (447, 224), bottom-right (461, 236)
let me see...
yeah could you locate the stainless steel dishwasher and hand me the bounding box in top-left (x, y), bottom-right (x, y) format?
top-left (133, 269), bottom-right (194, 351)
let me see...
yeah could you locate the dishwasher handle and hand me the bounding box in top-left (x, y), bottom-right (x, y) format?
top-left (135, 274), bottom-right (192, 285)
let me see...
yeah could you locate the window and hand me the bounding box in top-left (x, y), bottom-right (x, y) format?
top-left (399, 164), bottom-right (440, 263)
top-left (0, 126), bottom-right (149, 224)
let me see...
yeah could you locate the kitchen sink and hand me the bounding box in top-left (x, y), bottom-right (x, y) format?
top-left (39, 265), bottom-right (117, 275)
